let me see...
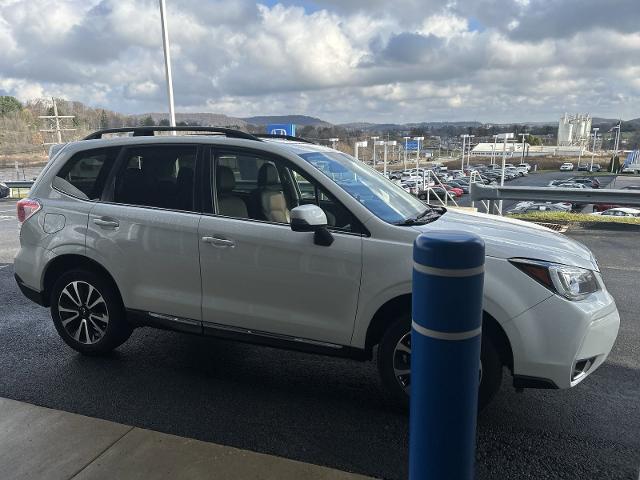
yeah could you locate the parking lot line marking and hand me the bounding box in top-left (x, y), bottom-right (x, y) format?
top-left (601, 265), bottom-right (640, 273)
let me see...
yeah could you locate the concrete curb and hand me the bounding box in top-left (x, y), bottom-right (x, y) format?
top-left (0, 398), bottom-right (374, 480)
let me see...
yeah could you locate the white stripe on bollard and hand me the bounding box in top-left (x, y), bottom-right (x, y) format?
top-left (413, 263), bottom-right (484, 277)
top-left (412, 320), bottom-right (482, 341)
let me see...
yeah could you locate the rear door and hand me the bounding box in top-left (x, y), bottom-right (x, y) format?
top-left (86, 144), bottom-right (203, 324)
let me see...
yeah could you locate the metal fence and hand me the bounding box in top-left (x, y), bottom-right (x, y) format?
top-left (470, 182), bottom-right (640, 214)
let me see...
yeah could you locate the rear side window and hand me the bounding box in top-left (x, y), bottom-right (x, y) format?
top-left (112, 145), bottom-right (197, 211)
top-left (54, 148), bottom-right (119, 200)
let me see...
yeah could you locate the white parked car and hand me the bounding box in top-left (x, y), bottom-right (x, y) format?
top-left (14, 127), bottom-right (620, 410)
top-left (560, 163), bottom-right (575, 171)
top-left (591, 207), bottom-right (640, 217)
top-left (518, 163), bottom-right (532, 172)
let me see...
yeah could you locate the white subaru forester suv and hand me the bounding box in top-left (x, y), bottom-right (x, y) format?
top-left (14, 127), bottom-right (620, 409)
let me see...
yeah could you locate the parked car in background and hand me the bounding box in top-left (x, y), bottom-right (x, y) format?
top-left (556, 183), bottom-right (588, 189)
top-left (549, 177), bottom-right (600, 189)
top-left (518, 163), bottom-right (532, 172)
top-left (446, 181), bottom-right (469, 194)
top-left (560, 163), bottom-right (574, 171)
top-left (591, 207), bottom-right (640, 217)
top-left (0, 182), bottom-right (9, 199)
top-left (515, 166), bottom-right (529, 176)
top-left (508, 201), bottom-right (572, 214)
top-left (578, 164), bottom-right (601, 172)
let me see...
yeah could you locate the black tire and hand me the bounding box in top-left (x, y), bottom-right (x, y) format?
top-left (50, 269), bottom-right (132, 355)
top-left (377, 316), bottom-right (503, 411)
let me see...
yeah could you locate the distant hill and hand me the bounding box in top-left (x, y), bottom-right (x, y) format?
top-left (134, 112), bottom-right (248, 127)
top-left (242, 115), bottom-right (331, 127)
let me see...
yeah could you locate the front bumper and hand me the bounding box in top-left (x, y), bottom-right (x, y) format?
top-left (503, 288), bottom-right (620, 389)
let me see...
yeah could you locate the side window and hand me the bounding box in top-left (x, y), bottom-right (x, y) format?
top-left (54, 148), bottom-right (119, 200)
top-left (113, 145), bottom-right (197, 211)
top-left (213, 150), bottom-right (357, 232)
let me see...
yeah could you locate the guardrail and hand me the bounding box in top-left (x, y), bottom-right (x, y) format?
top-left (3, 180), bottom-right (34, 199)
top-left (470, 183), bottom-right (640, 214)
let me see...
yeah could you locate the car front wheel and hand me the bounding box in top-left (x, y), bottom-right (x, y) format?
top-left (50, 269), bottom-right (132, 355)
top-left (377, 316), bottom-right (503, 411)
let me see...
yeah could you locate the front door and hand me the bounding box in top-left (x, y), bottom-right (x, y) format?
top-left (198, 147), bottom-right (362, 345)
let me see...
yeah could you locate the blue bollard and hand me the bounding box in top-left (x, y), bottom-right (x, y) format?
top-left (409, 230), bottom-right (485, 480)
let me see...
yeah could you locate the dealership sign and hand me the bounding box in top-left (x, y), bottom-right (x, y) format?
top-left (266, 124), bottom-right (296, 136)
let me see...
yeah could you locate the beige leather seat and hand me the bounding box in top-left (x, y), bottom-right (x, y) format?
top-left (254, 163), bottom-right (289, 223)
top-left (217, 166), bottom-right (248, 218)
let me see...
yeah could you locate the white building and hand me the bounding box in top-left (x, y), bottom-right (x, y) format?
top-left (471, 142), bottom-right (587, 157)
top-left (558, 113), bottom-right (592, 146)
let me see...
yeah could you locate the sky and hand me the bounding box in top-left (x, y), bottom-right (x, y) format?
top-left (0, 0), bottom-right (638, 124)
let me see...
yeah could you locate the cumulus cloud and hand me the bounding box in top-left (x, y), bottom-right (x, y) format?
top-left (0, 0), bottom-right (638, 123)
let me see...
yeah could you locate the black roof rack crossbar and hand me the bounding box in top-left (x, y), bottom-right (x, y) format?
top-left (83, 126), bottom-right (261, 141)
top-left (254, 133), bottom-right (316, 144)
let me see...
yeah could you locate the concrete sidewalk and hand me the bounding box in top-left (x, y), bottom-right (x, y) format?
top-left (0, 397), bottom-right (373, 480)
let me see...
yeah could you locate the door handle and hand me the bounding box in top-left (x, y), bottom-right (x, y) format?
top-left (93, 218), bottom-right (119, 228)
top-left (202, 236), bottom-right (235, 248)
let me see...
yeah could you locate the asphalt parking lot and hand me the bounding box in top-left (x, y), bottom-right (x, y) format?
top-left (0, 195), bottom-right (639, 480)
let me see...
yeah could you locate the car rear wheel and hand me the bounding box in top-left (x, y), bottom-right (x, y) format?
top-left (377, 316), bottom-right (503, 411)
top-left (50, 269), bottom-right (132, 355)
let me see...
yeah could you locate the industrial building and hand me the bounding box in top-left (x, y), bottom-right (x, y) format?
top-left (557, 113), bottom-right (592, 146)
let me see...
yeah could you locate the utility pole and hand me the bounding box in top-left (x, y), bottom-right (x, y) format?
top-left (39, 97), bottom-right (76, 146)
top-left (159, 0), bottom-right (176, 133)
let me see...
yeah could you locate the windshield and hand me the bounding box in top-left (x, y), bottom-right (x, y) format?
top-left (299, 151), bottom-right (427, 224)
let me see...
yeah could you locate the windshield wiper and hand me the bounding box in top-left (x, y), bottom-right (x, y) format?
top-left (394, 206), bottom-right (445, 226)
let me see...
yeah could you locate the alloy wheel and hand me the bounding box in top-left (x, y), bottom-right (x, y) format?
top-left (392, 331), bottom-right (483, 394)
top-left (58, 281), bottom-right (109, 345)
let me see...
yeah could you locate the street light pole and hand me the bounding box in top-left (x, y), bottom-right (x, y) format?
top-left (496, 133), bottom-right (514, 215)
top-left (460, 134), bottom-right (467, 171)
top-left (403, 136), bottom-right (410, 170)
top-left (590, 127), bottom-right (599, 171)
top-left (466, 135), bottom-right (475, 169)
top-left (159, 0), bottom-right (176, 132)
top-left (612, 122), bottom-right (621, 172)
top-left (371, 136), bottom-right (379, 167)
top-left (413, 136), bottom-right (424, 172)
top-left (491, 134), bottom-right (498, 165)
top-left (519, 133), bottom-right (527, 163)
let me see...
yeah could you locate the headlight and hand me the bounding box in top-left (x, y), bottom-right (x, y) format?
top-left (509, 258), bottom-right (600, 301)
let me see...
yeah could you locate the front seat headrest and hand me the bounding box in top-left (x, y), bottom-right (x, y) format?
top-left (257, 163), bottom-right (280, 187)
top-left (217, 166), bottom-right (236, 193)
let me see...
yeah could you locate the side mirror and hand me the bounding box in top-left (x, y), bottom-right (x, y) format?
top-left (291, 204), bottom-right (328, 232)
top-left (290, 204), bottom-right (334, 247)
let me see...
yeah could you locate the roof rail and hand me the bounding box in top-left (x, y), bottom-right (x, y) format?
top-left (82, 126), bottom-right (261, 141)
top-left (254, 133), bottom-right (316, 144)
